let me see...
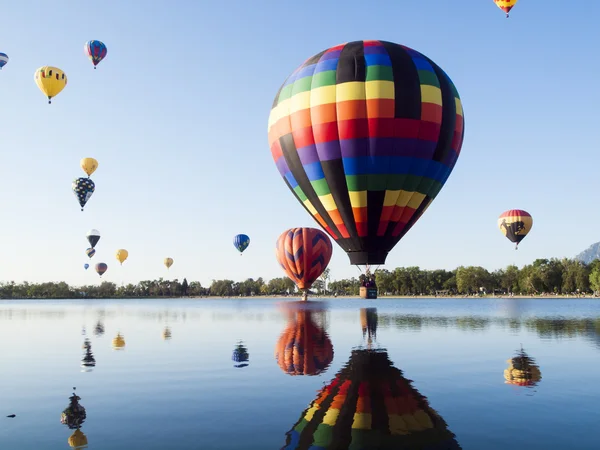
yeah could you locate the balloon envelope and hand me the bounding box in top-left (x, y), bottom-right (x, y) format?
top-left (498, 209), bottom-right (532, 247)
top-left (85, 247), bottom-right (96, 258)
top-left (72, 178), bottom-right (95, 211)
top-left (86, 230), bottom-right (101, 248)
top-left (84, 263), bottom-right (89, 270)
top-left (95, 263), bottom-right (107, 277)
top-left (80, 158), bottom-right (98, 177)
top-left (0, 52), bottom-right (8, 69)
top-left (115, 249), bottom-right (128, 265)
top-left (275, 227), bottom-right (333, 290)
top-left (34, 66), bottom-right (67, 103)
top-left (493, 0), bottom-right (518, 16)
top-left (233, 234), bottom-right (250, 253)
top-left (84, 40), bottom-right (107, 68)
top-left (164, 257), bottom-right (173, 269)
top-left (268, 40), bottom-right (465, 266)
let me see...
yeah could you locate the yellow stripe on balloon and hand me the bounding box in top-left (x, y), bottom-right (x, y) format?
top-left (365, 80), bottom-right (395, 99)
top-left (303, 199), bottom-right (318, 215)
top-left (349, 190), bottom-right (367, 208)
top-left (389, 414), bottom-right (410, 435)
top-left (322, 408), bottom-right (340, 426)
top-left (336, 82), bottom-right (366, 102)
top-left (455, 98), bottom-right (463, 116)
top-left (351, 412), bottom-right (372, 429)
top-left (289, 91), bottom-right (312, 114)
top-left (421, 85), bottom-right (442, 106)
top-left (319, 194), bottom-right (338, 211)
top-left (310, 85), bottom-right (337, 107)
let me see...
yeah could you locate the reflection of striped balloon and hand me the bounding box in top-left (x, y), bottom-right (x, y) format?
top-left (275, 227), bottom-right (333, 290)
top-left (275, 310), bottom-right (333, 376)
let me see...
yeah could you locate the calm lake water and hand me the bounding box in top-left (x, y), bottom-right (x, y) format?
top-left (1, 297), bottom-right (599, 449)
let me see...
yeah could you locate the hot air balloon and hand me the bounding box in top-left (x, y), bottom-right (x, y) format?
top-left (164, 257), bottom-right (174, 269)
top-left (275, 302), bottom-right (334, 376)
top-left (84, 40), bottom-right (107, 69)
top-left (232, 341), bottom-right (250, 368)
top-left (86, 230), bottom-right (101, 248)
top-left (504, 346), bottom-right (542, 387)
top-left (61, 389), bottom-right (86, 430)
top-left (233, 234), bottom-right (250, 255)
top-left (115, 249), bottom-right (129, 265)
top-left (493, 0), bottom-right (518, 18)
top-left (0, 52), bottom-right (8, 70)
top-left (80, 158), bottom-right (98, 177)
top-left (85, 247), bottom-right (95, 259)
top-left (268, 40), bottom-right (465, 280)
top-left (72, 178), bottom-right (95, 211)
top-left (112, 332), bottom-right (125, 350)
top-left (34, 66), bottom-right (67, 104)
top-left (95, 263), bottom-right (107, 277)
top-left (68, 429), bottom-right (88, 449)
top-left (84, 263), bottom-right (89, 270)
top-left (498, 209), bottom-right (532, 249)
top-left (275, 227), bottom-right (333, 301)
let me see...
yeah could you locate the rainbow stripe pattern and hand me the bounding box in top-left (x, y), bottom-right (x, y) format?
top-left (275, 227), bottom-right (333, 291)
top-left (268, 40), bottom-right (465, 265)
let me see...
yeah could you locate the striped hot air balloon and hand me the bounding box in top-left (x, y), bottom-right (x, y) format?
top-left (493, 0), bottom-right (518, 18)
top-left (275, 227), bottom-right (333, 300)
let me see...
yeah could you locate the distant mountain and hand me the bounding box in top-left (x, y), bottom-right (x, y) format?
top-left (575, 242), bottom-right (600, 264)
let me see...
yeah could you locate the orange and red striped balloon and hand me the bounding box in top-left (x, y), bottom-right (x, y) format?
top-left (275, 227), bottom-right (333, 291)
top-left (493, 0), bottom-right (518, 18)
top-left (498, 209), bottom-right (532, 249)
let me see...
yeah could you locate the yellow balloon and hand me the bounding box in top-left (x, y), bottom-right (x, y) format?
top-left (112, 333), bottom-right (125, 350)
top-left (164, 257), bottom-right (173, 269)
top-left (80, 157), bottom-right (98, 177)
top-left (68, 429), bottom-right (88, 449)
top-left (115, 249), bottom-right (129, 265)
top-left (34, 66), bottom-right (67, 104)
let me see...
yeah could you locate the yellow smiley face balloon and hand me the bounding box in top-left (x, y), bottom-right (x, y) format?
top-left (34, 66), bottom-right (67, 104)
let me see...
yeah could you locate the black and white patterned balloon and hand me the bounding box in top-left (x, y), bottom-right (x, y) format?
top-left (72, 177), bottom-right (95, 211)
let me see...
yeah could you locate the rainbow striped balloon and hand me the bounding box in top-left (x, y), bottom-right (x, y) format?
top-left (498, 209), bottom-right (532, 249)
top-left (268, 40), bottom-right (464, 266)
top-left (275, 227), bottom-right (333, 291)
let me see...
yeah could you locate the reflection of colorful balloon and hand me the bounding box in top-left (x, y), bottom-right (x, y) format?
top-left (493, 0), bottom-right (518, 18)
top-left (0, 53), bottom-right (8, 70)
top-left (233, 234), bottom-right (250, 255)
top-left (61, 390), bottom-right (86, 430)
top-left (275, 306), bottom-right (333, 376)
top-left (86, 230), bottom-right (101, 248)
top-left (68, 429), bottom-right (88, 449)
top-left (232, 341), bottom-right (250, 368)
top-left (504, 347), bottom-right (542, 387)
top-left (283, 348), bottom-right (461, 449)
top-left (80, 158), bottom-right (98, 177)
top-left (268, 40), bottom-right (464, 267)
top-left (95, 263), bottom-right (107, 277)
top-left (162, 327), bottom-right (172, 341)
top-left (84, 263), bottom-right (89, 270)
top-left (112, 333), bottom-right (125, 350)
top-left (84, 40), bottom-right (107, 69)
top-left (498, 209), bottom-right (532, 249)
top-left (275, 228), bottom-right (332, 299)
top-left (34, 66), bottom-right (67, 104)
top-left (164, 257), bottom-right (174, 269)
top-left (85, 247), bottom-right (95, 259)
top-left (72, 178), bottom-right (95, 211)
top-left (115, 249), bottom-right (129, 265)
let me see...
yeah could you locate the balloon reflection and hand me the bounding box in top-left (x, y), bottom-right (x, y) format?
top-left (81, 339), bottom-right (96, 372)
top-left (275, 302), bottom-right (334, 376)
top-left (61, 388), bottom-right (89, 448)
top-left (112, 332), bottom-right (126, 350)
top-left (94, 320), bottom-right (105, 337)
top-left (233, 341), bottom-right (250, 368)
top-left (282, 308), bottom-right (461, 449)
top-left (162, 326), bottom-right (172, 341)
top-left (504, 346), bottom-right (542, 388)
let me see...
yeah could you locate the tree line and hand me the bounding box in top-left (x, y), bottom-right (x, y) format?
top-left (0, 257), bottom-right (599, 299)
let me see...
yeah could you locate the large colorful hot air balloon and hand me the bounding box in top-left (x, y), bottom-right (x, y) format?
top-left (275, 227), bottom-right (333, 301)
top-left (493, 0), bottom-right (518, 18)
top-left (72, 178), bottom-right (95, 211)
top-left (86, 230), bottom-right (101, 248)
top-left (85, 247), bottom-right (96, 259)
top-left (233, 234), bottom-right (250, 255)
top-left (95, 263), bottom-right (107, 277)
top-left (80, 158), bottom-right (98, 177)
top-left (268, 40), bottom-right (464, 274)
top-left (115, 249), bottom-right (129, 265)
top-left (84, 40), bottom-right (107, 69)
top-left (164, 257), bottom-right (174, 269)
top-left (34, 66), bottom-right (67, 104)
top-left (275, 302), bottom-right (333, 376)
top-left (0, 53), bottom-right (8, 70)
top-left (498, 209), bottom-right (532, 249)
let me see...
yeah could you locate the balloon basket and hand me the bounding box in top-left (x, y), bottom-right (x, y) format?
top-left (360, 287), bottom-right (378, 299)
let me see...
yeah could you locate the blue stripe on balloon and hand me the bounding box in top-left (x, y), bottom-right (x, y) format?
top-left (341, 156), bottom-right (450, 182)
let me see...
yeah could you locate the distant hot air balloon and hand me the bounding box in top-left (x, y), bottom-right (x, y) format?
top-left (84, 40), bottom-right (107, 69)
top-left (268, 40), bottom-right (464, 280)
top-left (0, 52), bottom-right (8, 70)
top-left (84, 263), bottom-right (89, 270)
top-left (233, 234), bottom-right (250, 255)
top-left (95, 263), bottom-right (107, 277)
top-left (86, 230), bottom-right (101, 248)
top-left (80, 158), bottom-right (98, 177)
top-left (498, 209), bottom-right (532, 249)
top-left (72, 178), bottom-right (95, 211)
top-left (493, 0), bottom-right (518, 18)
top-left (164, 257), bottom-right (174, 269)
top-left (85, 247), bottom-right (96, 259)
top-left (115, 249), bottom-right (129, 265)
top-left (275, 227), bottom-right (333, 301)
top-left (34, 66), bottom-right (67, 104)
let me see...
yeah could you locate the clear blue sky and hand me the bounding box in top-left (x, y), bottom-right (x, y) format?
top-left (1, 0), bottom-right (599, 287)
